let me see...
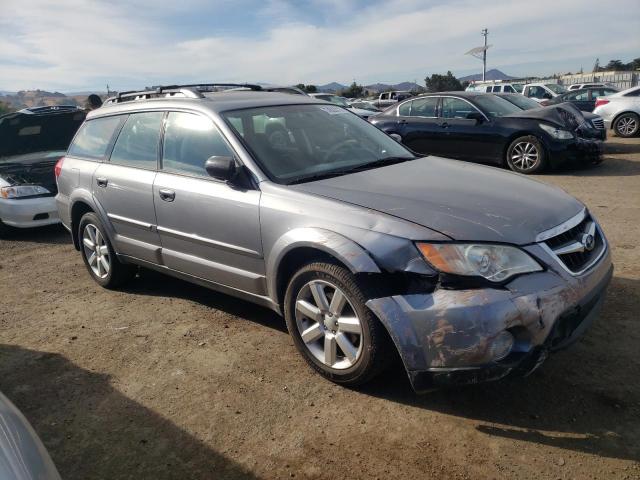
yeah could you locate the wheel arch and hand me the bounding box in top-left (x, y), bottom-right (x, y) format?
top-left (70, 199), bottom-right (95, 250)
top-left (267, 228), bottom-right (381, 309)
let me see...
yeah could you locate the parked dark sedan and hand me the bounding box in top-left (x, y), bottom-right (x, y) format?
top-left (370, 92), bottom-right (602, 174)
top-left (495, 93), bottom-right (606, 141)
top-left (542, 87), bottom-right (618, 112)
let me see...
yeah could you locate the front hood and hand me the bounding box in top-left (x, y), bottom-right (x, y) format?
top-left (0, 152), bottom-right (64, 193)
top-left (0, 109), bottom-right (86, 158)
top-left (290, 157), bottom-right (583, 244)
top-left (504, 102), bottom-right (585, 130)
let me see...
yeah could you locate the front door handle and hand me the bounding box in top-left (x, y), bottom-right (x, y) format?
top-left (159, 189), bottom-right (175, 202)
top-left (439, 122), bottom-right (449, 129)
top-left (96, 177), bottom-right (108, 188)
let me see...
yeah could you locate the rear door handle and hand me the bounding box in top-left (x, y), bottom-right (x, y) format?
top-left (159, 189), bottom-right (175, 202)
top-left (96, 177), bottom-right (108, 188)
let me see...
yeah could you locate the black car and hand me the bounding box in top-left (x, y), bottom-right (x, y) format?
top-left (495, 93), bottom-right (606, 141)
top-left (370, 92), bottom-right (602, 174)
top-left (543, 87), bottom-right (618, 112)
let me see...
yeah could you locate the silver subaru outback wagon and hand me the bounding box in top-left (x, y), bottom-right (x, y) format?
top-left (55, 84), bottom-right (612, 392)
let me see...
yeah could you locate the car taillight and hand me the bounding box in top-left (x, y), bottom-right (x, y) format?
top-left (595, 98), bottom-right (610, 108)
top-left (54, 157), bottom-right (65, 178)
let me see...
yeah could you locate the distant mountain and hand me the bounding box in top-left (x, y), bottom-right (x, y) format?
top-left (458, 69), bottom-right (515, 82)
top-left (317, 82), bottom-right (347, 93)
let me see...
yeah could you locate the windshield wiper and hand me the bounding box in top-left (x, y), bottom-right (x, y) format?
top-left (339, 155), bottom-right (418, 174)
top-left (286, 156), bottom-right (419, 185)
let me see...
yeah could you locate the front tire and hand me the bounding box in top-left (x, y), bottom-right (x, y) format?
top-left (284, 262), bottom-right (389, 386)
top-left (78, 212), bottom-right (136, 288)
top-left (506, 135), bottom-right (546, 174)
top-left (613, 113), bottom-right (639, 138)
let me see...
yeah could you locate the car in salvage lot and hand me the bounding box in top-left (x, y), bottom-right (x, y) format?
top-left (593, 85), bottom-right (640, 137)
top-left (370, 91), bottom-right (603, 173)
top-left (55, 83), bottom-right (612, 392)
top-left (0, 105), bottom-right (86, 235)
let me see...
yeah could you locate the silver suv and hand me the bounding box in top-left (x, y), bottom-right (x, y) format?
top-left (56, 84), bottom-right (612, 392)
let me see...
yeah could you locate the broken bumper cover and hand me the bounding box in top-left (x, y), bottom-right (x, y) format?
top-left (548, 137), bottom-right (603, 166)
top-left (366, 244), bottom-right (612, 392)
top-left (0, 196), bottom-right (60, 228)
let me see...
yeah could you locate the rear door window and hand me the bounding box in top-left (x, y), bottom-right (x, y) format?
top-left (109, 112), bottom-right (164, 169)
top-left (441, 98), bottom-right (474, 118)
top-left (409, 97), bottom-right (438, 117)
top-left (68, 116), bottom-right (123, 160)
top-left (398, 101), bottom-right (412, 116)
top-left (162, 112), bottom-right (234, 177)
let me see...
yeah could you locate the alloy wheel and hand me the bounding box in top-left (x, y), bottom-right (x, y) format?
top-left (82, 224), bottom-right (110, 279)
top-left (511, 141), bottom-right (539, 170)
top-left (617, 116), bottom-right (638, 136)
top-left (294, 279), bottom-right (363, 369)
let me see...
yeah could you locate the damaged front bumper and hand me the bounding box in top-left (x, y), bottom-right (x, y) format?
top-left (549, 137), bottom-right (603, 166)
top-left (366, 243), bottom-right (612, 393)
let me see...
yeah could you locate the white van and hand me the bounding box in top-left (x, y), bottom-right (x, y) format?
top-left (465, 82), bottom-right (523, 93)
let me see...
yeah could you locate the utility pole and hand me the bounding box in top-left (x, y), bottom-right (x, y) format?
top-left (481, 28), bottom-right (488, 81)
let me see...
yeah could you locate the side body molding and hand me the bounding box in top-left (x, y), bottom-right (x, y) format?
top-left (266, 227), bottom-right (381, 303)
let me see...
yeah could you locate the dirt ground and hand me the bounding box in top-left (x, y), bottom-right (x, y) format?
top-left (1, 136), bottom-right (639, 480)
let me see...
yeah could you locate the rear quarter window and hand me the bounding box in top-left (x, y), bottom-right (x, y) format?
top-left (68, 116), bottom-right (124, 160)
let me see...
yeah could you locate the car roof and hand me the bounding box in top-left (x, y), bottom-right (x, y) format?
top-left (419, 91), bottom-right (484, 97)
top-left (87, 91), bottom-right (325, 120)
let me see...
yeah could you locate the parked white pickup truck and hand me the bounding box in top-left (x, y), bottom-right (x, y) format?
top-left (372, 90), bottom-right (413, 109)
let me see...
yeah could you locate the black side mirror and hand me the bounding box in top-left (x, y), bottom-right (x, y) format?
top-left (205, 156), bottom-right (237, 181)
top-left (466, 111), bottom-right (484, 123)
top-left (543, 93), bottom-right (553, 100)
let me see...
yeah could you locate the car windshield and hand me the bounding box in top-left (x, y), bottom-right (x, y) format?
top-left (511, 83), bottom-right (524, 93)
top-left (223, 104), bottom-right (415, 184)
top-left (472, 95), bottom-right (523, 117)
top-left (498, 94), bottom-right (541, 110)
top-left (545, 84), bottom-right (567, 94)
top-left (318, 95), bottom-right (349, 107)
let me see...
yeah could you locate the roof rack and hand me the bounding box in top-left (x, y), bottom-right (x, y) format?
top-left (104, 83), bottom-right (263, 105)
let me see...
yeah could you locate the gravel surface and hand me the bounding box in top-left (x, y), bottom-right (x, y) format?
top-left (1, 136), bottom-right (639, 479)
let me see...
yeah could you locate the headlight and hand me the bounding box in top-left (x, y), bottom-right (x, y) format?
top-left (539, 123), bottom-right (573, 140)
top-left (0, 185), bottom-right (50, 199)
top-left (416, 243), bottom-right (542, 283)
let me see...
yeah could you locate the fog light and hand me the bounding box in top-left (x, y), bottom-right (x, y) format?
top-left (490, 331), bottom-right (514, 361)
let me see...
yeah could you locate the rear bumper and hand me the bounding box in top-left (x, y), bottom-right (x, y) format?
top-left (366, 244), bottom-right (613, 393)
top-left (0, 196), bottom-right (60, 228)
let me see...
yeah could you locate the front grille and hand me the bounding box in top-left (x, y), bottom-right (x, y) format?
top-left (543, 213), bottom-right (605, 274)
top-left (591, 118), bottom-right (605, 130)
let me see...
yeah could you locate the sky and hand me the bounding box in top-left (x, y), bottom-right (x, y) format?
top-left (2, 0), bottom-right (639, 92)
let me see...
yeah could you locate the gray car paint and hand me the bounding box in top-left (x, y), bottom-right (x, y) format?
top-left (56, 91), bottom-right (612, 391)
top-left (0, 391), bottom-right (61, 480)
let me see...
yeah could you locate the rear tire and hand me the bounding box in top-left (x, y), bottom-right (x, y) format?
top-left (284, 262), bottom-right (390, 386)
top-left (613, 113), bottom-right (639, 138)
top-left (78, 212), bottom-right (136, 289)
top-left (506, 135), bottom-right (546, 174)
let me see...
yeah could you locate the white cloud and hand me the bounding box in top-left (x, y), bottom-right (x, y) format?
top-left (1, 0), bottom-right (639, 91)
